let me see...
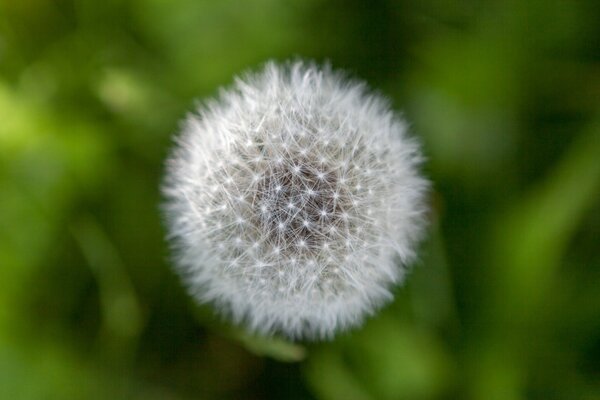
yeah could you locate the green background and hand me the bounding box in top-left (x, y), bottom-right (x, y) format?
top-left (1, 0), bottom-right (599, 399)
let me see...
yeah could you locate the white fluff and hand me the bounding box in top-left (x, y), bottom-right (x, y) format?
top-left (162, 61), bottom-right (428, 339)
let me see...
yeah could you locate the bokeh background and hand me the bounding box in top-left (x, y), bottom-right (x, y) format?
top-left (1, 0), bottom-right (599, 399)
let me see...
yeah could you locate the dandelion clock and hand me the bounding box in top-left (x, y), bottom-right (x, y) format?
top-left (162, 61), bottom-right (429, 340)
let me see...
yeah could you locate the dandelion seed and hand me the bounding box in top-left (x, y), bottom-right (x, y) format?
top-left (162, 60), bottom-right (428, 340)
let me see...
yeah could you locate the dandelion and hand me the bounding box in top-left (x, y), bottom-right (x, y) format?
top-left (162, 61), bottom-right (428, 339)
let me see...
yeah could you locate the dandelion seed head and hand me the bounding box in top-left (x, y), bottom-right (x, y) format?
top-left (162, 60), bottom-right (429, 339)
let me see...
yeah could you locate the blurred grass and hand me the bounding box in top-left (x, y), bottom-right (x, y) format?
top-left (1, 0), bottom-right (599, 399)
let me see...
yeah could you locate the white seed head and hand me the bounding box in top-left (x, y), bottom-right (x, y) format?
top-left (162, 61), bottom-right (428, 340)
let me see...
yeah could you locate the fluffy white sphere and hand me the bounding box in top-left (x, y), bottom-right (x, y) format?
top-left (163, 61), bottom-right (428, 339)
